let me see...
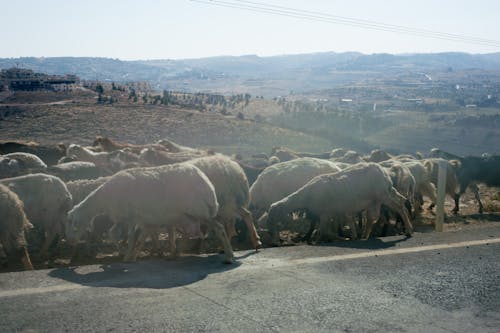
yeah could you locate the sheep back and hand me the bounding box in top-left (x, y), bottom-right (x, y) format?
top-left (250, 157), bottom-right (342, 213)
top-left (0, 173), bottom-right (73, 231)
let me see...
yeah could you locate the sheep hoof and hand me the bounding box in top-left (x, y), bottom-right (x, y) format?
top-left (222, 257), bottom-right (234, 264)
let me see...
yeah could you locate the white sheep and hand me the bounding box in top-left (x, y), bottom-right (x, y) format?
top-left (266, 163), bottom-right (413, 243)
top-left (187, 155), bottom-right (261, 249)
top-left (66, 163), bottom-right (234, 263)
top-left (2, 152), bottom-right (47, 171)
top-left (66, 144), bottom-right (111, 167)
top-left (401, 161), bottom-right (438, 212)
top-left (331, 150), bottom-right (364, 164)
top-left (250, 158), bottom-right (342, 222)
top-left (0, 157), bottom-right (21, 179)
top-left (423, 158), bottom-right (461, 212)
top-left (66, 177), bottom-right (111, 205)
top-left (0, 183), bottom-right (34, 270)
top-left (139, 147), bottom-right (207, 166)
top-left (0, 152), bottom-right (47, 178)
top-left (1, 173), bottom-right (73, 257)
top-left (156, 138), bottom-right (201, 153)
top-left (48, 161), bottom-right (111, 181)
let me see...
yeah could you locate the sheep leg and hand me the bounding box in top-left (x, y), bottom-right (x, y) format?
top-left (357, 211), bottom-right (364, 238)
top-left (39, 226), bottom-right (60, 258)
top-left (225, 219), bottom-right (238, 240)
top-left (20, 246), bottom-right (33, 270)
top-left (123, 225), bottom-right (141, 262)
top-left (414, 192), bottom-right (424, 214)
top-left (470, 184), bottom-right (483, 214)
top-left (363, 205), bottom-right (381, 240)
top-left (318, 215), bottom-right (346, 242)
top-left (386, 188), bottom-right (413, 237)
top-left (256, 211), bottom-right (269, 229)
top-left (168, 225), bottom-right (178, 259)
top-left (346, 215), bottom-right (358, 240)
top-left (422, 182), bottom-right (437, 211)
top-left (302, 218), bottom-right (318, 243)
top-left (453, 193), bottom-right (461, 214)
top-left (238, 207), bottom-right (262, 250)
top-left (145, 228), bottom-right (162, 256)
top-left (212, 220), bottom-right (234, 264)
top-left (318, 215), bottom-right (332, 242)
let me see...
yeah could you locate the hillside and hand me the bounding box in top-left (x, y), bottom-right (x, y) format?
top-left (0, 92), bottom-right (331, 156)
top-left (2, 52), bottom-right (500, 96)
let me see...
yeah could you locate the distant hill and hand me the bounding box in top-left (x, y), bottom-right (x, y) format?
top-left (2, 52), bottom-right (500, 96)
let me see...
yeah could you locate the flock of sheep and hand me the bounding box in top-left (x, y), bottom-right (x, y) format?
top-left (0, 137), bottom-right (498, 271)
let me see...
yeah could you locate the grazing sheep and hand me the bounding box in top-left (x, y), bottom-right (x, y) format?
top-left (266, 163), bottom-right (413, 243)
top-left (65, 177), bottom-right (114, 255)
top-left (429, 148), bottom-right (461, 160)
top-left (0, 141), bottom-right (66, 166)
top-left (107, 149), bottom-right (144, 171)
top-left (156, 138), bottom-right (201, 153)
top-left (270, 146), bottom-right (300, 162)
top-left (452, 155), bottom-right (500, 214)
top-left (66, 144), bottom-right (112, 167)
top-left (0, 184), bottom-right (33, 270)
top-left (66, 163), bottom-right (234, 263)
top-left (0, 152), bottom-right (47, 178)
top-left (0, 157), bottom-right (21, 179)
top-left (235, 161), bottom-right (266, 186)
top-left (48, 161), bottom-right (111, 181)
top-left (394, 154), bottom-right (419, 161)
top-left (365, 149), bottom-right (393, 163)
top-left (400, 161), bottom-right (437, 212)
top-left (271, 146), bottom-right (331, 160)
top-left (375, 163), bottom-right (416, 237)
top-left (330, 148), bottom-right (348, 159)
top-left (1, 173), bottom-right (73, 257)
top-left (332, 150), bottom-right (364, 164)
top-left (423, 158), bottom-right (461, 213)
top-left (66, 177), bottom-right (111, 205)
top-left (2, 152), bottom-right (47, 171)
top-left (139, 147), bottom-right (207, 166)
top-left (187, 155), bottom-right (261, 249)
top-left (249, 158), bottom-right (342, 225)
top-left (92, 136), bottom-right (167, 154)
top-left (428, 148), bottom-right (499, 214)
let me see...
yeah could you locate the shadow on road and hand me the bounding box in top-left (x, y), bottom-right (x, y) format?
top-left (48, 252), bottom-right (253, 289)
top-left (319, 236), bottom-right (410, 250)
top-left (467, 213), bottom-right (500, 222)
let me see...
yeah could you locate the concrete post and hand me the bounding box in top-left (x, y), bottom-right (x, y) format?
top-left (435, 160), bottom-right (447, 232)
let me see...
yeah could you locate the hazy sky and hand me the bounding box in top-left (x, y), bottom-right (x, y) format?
top-left (1, 0), bottom-right (499, 60)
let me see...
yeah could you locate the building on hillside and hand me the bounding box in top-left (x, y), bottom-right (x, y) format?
top-left (0, 68), bottom-right (80, 92)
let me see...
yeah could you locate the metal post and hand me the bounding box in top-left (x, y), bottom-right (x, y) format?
top-left (435, 160), bottom-right (447, 232)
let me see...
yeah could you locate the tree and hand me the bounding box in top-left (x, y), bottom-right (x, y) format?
top-left (95, 84), bottom-right (104, 94)
top-left (161, 90), bottom-right (169, 105)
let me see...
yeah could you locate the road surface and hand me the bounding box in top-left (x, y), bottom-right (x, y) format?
top-left (1, 223), bottom-right (500, 332)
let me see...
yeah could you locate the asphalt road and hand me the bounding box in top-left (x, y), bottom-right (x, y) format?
top-left (1, 224), bottom-right (500, 333)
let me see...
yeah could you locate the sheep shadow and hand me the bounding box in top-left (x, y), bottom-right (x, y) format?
top-left (48, 252), bottom-right (253, 290)
top-left (467, 213), bottom-right (500, 222)
top-left (318, 235), bottom-right (410, 250)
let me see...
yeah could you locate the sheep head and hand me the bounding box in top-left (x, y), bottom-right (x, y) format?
top-left (66, 207), bottom-right (91, 244)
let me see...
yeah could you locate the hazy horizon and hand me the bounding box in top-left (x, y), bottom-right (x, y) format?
top-left (2, 49), bottom-right (500, 63)
top-left (1, 0), bottom-right (499, 60)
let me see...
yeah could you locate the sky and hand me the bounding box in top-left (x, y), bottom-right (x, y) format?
top-left (1, 0), bottom-right (499, 60)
